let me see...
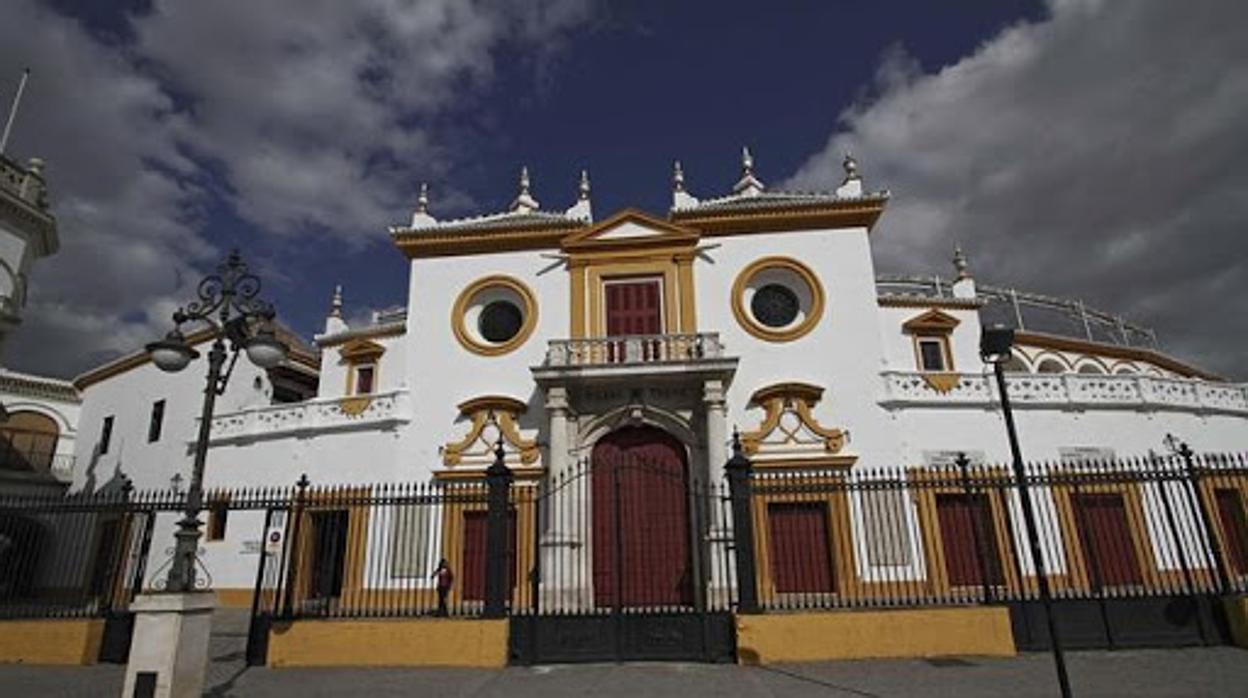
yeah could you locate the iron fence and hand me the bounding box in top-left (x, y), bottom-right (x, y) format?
top-left (2, 451), bottom-right (1245, 624)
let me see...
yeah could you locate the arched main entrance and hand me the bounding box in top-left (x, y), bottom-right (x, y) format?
top-left (0, 410), bottom-right (59, 472)
top-left (591, 425), bottom-right (692, 607)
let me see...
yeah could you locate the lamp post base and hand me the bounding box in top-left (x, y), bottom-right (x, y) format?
top-left (121, 591), bottom-right (216, 698)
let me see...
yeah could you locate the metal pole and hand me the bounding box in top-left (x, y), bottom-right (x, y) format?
top-left (0, 68), bottom-right (30, 156)
top-left (993, 361), bottom-right (1073, 698)
top-left (484, 440), bottom-right (513, 618)
top-left (726, 431), bottom-right (759, 613)
top-left (165, 334), bottom-right (226, 592)
top-left (1177, 443), bottom-right (1231, 594)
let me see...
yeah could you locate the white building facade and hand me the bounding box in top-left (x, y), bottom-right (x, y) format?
top-left (67, 151), bottom-right (1248, 597)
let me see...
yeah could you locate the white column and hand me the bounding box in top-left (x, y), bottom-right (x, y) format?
top-left (703, 379), bottom-right (728, 481)
top-left (546, 385), bottom-right (570, 476)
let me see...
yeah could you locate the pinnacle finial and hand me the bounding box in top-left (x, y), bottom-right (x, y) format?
top-left (843, 152), bottom-right (860, 180)
top-left (732, 146), bottom-right (765, 195)
top-left (953, 245), bottom-right (970, 280)
top-left (416, 183), bottom-right (429, 214)
top-left (578, 169), bottom-right (590, 200)
top-left (330, 284), bottom-right (343, 318)
top-left (742, 146), bottom-right (754, 176)
top-left (673, 160), bottom-right (685, 192)
top-left (510, 165), bottom-right (540, 213)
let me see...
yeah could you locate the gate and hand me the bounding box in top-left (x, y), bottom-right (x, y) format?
top-left (509, 440), bottom-right (738, 664)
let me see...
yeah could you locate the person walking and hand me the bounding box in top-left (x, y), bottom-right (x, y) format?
top-left (432, 558), bottom-right (454, 617)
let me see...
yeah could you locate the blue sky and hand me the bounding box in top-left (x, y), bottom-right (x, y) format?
top-left (3, 1), bottom-right (1246, 379)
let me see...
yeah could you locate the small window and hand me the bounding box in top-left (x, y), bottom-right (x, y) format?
top-left (354, 365), bottom-right (375, 395)
top-left (478, 300), bottom-right (524, 343)
top-left (751, 284), bottom-right (801, 328)
top-left (207, 501), bottom-right (229, 541)
top-left (100, 416), bottom-right (114, 455)
top-left (148, 400), bottom-right (165, 443)
top-left (917, 337), bottom-right (948, 372)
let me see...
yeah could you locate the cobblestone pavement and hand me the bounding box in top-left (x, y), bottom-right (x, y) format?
top-left (2, 612), bottom-right (1246, 697)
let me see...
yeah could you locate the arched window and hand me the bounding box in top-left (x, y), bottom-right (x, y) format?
top-left (0, 411), bottom-right (59, 472)
top-left (1077, 363), bottom-right (1106, 375)
top-left (1113, 366), bottom-right (1137, 375)
top-left (1036, 358), bottom-right (1067, 374)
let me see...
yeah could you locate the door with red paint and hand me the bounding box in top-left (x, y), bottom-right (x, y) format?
top-left (605, 279), bottom-right (662, 336)
top-left (767, 502), bottom-right (834, 593)
top-left (936, 493), bottom-right (1005, 587)
top-left (1215, 488), bottom-right (1248, 576)
top-left (592, 426), bottom-right (692, 607)
top-left (461, 509), bottom-right (517, 602)
top-left (1073, 493), bottom-right (1144, 587)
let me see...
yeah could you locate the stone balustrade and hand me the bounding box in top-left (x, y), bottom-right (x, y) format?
top-left (879, 371), bottom-right (1248, 415)
top-left (0, 154), bottom-right (49, 210)
top-left (544, 333), bottom-right (724, 367)
top-left (206, 389), bottom-right (411, 443)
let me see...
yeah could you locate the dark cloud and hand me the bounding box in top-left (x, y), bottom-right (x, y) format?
top-left (0, 0), bottom-right (596, 377)
top-left (787, 0), bottom-right (1248, 379)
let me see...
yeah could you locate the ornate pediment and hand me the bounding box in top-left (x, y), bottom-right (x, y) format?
top-left (560, 209), bottom-right (699, 253)
top-left (339, 338), bottom-right (386, 362)
top-left (441, 395), bottom-right (540, 468)
top-left (901, 309), bottom-right (960, 334)
top-left (741, 382), bottom-right (855, 469)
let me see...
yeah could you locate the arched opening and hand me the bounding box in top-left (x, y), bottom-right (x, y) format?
top-left (1077, 363), bottom-right (1106, 374)
top-left (1114, 366), bottom-right (1137, 375)
top-left (0, 411), bottom-right (59, 472)
top-left (591, 425), bottom-right (692, 608)
top-left (1002, 356), bottom-right (1030, 373)
top-left (1036, 359), bottom-right (1067, 374)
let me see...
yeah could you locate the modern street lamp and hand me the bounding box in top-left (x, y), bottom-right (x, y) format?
top-left (146, 249), bottom-right (288, 592)
top-left (981, 325), bottom-right (1072, 698)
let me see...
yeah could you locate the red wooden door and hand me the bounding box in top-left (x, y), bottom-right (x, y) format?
top-left (1215, 489), bottom-right (1248, 576)
top-left (1074, 494), bottom-right (1144, 587)
top-left (461, 510), bottom-right (517, 602)
top-left (767, 503), bottom-right (834, 593)
top-left (592, 426), bottom-right (691, 607)
top-left (935, 494), bottom-right (1005, 587)
top-left (605, 280), bottom-right (662, 336)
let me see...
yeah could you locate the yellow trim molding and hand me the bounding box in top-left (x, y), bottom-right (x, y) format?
top-left (561, 208), bottom-right (700, 252)
top-left (901, 308), bottom-right (960, 333)
top-left (672, 198), bottom-right (888, 236)
top-left (921, 373), bottom-right (961, 393)
top-left (735, 607), bottom-right (1014, 664)
top-left (451, 275), bottom-right (538, 357)
top-left (0, 619), bottom-right (105, 665)
top-left (731, 256), bottom-right (825, 342)
top-left (443, 395), bottom-right (540, 467)
top-left (267, 618), bottom-right (508, 668)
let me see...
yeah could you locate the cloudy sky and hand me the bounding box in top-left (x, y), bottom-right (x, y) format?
top-left (1, 0), bottom-right (1245, 379)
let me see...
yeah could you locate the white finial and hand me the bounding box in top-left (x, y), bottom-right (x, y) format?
top-left (416, 183), bottom-right (428, 214)
top-left (843, 152), bottom-right (860, 181)
top-left (330, 285), bottom-right (343, 317)
top-left (732, 145), bottom-right (765, 196)
top-left (673, 160), bottom-right (685, 192)
top-left (953, 245), bottom-right (970, 280)
top-left (511, 165), bottom-right (540, 213)
top-left (566, 169), bottom-right (593, 222)
top-left (579, 169), bottom-right (590, 200)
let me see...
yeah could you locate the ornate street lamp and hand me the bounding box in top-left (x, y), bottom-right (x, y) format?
top-left (981, 325), bottom-right (1072, 698)
top-left (145, 249), bottom-right (288, 592)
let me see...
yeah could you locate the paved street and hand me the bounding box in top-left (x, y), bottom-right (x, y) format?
top-left (1, 612), bottom-right (1245, 697)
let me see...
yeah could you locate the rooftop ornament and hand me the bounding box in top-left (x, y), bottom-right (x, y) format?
top-left (510, 165), bottom-right (541, 213)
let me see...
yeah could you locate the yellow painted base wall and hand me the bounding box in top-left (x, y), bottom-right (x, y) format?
top-left (267, 618), bottom-right (509, 668)
top-left (736, 607), bottom-right (1016, 664)
top-left (1224, 596), bottom-right (1248, 648)
top-left (0, 619), bottom-right (104, 665)
top-left (214, 588), bottom-right (254, 609)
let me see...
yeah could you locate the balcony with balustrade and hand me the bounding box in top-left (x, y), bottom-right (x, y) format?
top-left (879, 370), bottom-right (1248, 415)
top-left (532, 332), bottom-right (738, 386)
top-left (206, 389), bottom-right (412, 444)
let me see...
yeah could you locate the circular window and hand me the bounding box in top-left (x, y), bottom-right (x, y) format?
top-left (751, 284), bottom-right (800, 328)
top-left (731, 257), bottom-right (825, 342)
top-left (452, 276), bottom-right (538, 356)
top-left (478, 301), bottom-right (523, 343)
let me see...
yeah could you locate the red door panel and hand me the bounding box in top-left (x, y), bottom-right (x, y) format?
top-left (1074, 494), bottom-right (1144, 587)
top-left (767, 503), bottom-right (834, 593)
top-left (605, 280), bottom-right (662, 336)
top-left (592, 426), bottom-right (690, 607)
top-left (936, 493), bottom-right (1004, 587)
top-left (461, 510), bottom-right (517, 602)
top-left (1215, 489), bottom-right (1248, 576)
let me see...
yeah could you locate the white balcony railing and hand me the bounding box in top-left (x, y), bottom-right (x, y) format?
top-left (544, 333), bottom-right (725, 368)
top-left (879, 371), bottom-right (1248, 415)
top-left (206, 389), bottom-right (411, 443)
